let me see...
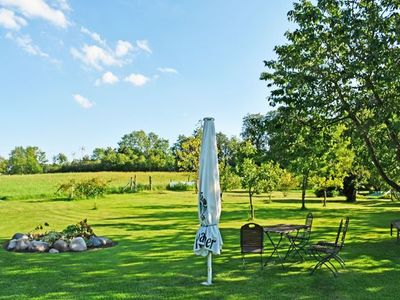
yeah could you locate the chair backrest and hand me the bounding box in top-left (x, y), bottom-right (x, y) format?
top-left (339, 217), bottom-right (350, 249)
top-left (334, 217), bottom-right (350, 249)
top-left (305, 212), bottom-right (313, 234)
top-left (240, 223), bottom-right (264, 254)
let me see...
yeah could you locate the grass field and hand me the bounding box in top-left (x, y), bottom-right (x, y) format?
top-left (1, 173), bottom-right (400, 299)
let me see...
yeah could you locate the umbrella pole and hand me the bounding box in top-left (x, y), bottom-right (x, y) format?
top-left (202, 252), bottom-right (213, 285)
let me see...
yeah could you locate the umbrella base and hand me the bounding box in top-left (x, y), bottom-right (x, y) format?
top-left (201, 281), bottom-right (212, 286)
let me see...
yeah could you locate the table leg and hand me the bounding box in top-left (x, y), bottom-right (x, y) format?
top-left (265, 232), bottom-right (284, 268)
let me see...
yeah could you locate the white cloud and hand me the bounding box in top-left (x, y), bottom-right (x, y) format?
top-left (52, 0), bottom-right (70, 12)
top-left (73, 94), bottom-right (94, 109)
top-left (157, 67), bottom-right (178, 74)
top-left (115, 40), bottom-right (133, 57)
top-left (136, 39), bottom-right (152, 53)
top-left (95, 71), bottom-right (119, 86)
top-left (80, 26), bottom-right (106, 46)
top-left (0, 0), bottom-right (68, 28)
top-left (71, 44), bottom-right (122, 70)
top-left (6, 32), bottom-right (60, 64)
top-left (124, 73), bottom-right (150, 87)
top-left (0, 8), bottom-right (27, 30)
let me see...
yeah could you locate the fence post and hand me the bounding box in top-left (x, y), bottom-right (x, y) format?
top-left (149, 176), bottom-right (152, 190)
top-left (134, 175), bottom-right (137, 189)
top-left (129, 177), bottom-right (133, 191)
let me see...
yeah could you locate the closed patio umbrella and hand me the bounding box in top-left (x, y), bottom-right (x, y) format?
top-left (194, 117), bottom-right (223, 285)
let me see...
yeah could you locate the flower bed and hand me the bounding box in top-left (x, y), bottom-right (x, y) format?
top-left (4, 219), bottom-right (114, 253)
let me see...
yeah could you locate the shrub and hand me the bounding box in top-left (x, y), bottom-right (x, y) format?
top-left (166, 181), bottom-right (196, 191)
top-left (56, 178), bottom-right (108, 200)
top-left (314, 187), bottom-right (336, 198)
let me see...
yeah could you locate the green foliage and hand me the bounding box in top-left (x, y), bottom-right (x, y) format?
top-left (219, 165), bottom-right (241, 196)
top-left (239, 158), bottom-right (281, 219)
top-left (172, 134), bottom-right (201, 172)
top-left (57, 178), bottom-right (108, 200)
top-left (278, 169), bottom-right (299, 197)
top-left (61, 219), bottom-right (95, 239)
top-left (0, 156), bottom-right (7, 174)
top-left (166, 181), bottom-right (196, 191)
top-left (261, 0), bottom-right (400, 192)
top-left (52, 153), bottom-right (68, 165)
top-left (7, 146), bottom-right (47, 174)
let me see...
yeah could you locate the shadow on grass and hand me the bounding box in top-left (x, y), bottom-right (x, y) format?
top-left (1, 198), bottom-right (400, 299)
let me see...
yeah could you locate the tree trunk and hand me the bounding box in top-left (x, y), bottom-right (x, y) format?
top-left (301, 172), bottom-right (308, 210)
top-left (349, 114), bottom-right (400, 192)
top-left (323, 189), bottom-right (327, 207)
top-left (343, 174), bottom-right (357, 202)
top-left (249, 191), bottom-right (254, 220)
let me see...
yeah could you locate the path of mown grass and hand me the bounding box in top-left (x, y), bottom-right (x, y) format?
top-left (0, 185), bottom-right (400, 299)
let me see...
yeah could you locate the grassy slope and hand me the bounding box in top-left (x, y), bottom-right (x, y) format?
top-left (0, 176), bottom-right (400, 299)
top-left (0, 172), bottom-right (194, 200)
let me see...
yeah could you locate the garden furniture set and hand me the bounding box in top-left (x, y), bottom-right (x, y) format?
top-left (240, 214), bottom-right (350, 277)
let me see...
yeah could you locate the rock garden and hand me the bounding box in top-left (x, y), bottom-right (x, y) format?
top-left (4, 219), bottom-right (114, 253)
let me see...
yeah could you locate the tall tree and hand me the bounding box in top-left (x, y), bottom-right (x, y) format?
top-left (8, 146), bottom-right (47, 174)
top-left (261, 0), bottom-right (400, 192)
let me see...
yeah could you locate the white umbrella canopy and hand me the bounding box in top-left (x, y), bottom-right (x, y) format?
top-left (193, 117), bottom-right (223, 285)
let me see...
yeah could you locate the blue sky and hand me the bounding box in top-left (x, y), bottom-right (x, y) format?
top-left (0, 0), bottom-right (295, 160)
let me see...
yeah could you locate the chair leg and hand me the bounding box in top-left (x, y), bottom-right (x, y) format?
top-left (260, 253), bottom-right (263, 269)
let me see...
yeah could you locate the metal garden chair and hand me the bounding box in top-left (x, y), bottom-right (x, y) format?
top-left (285, 212), bottom-right (313, 261)
top-left (240, 223), bottom-right (264, 268)
top-left (308, 217), bottom-right (350, 277)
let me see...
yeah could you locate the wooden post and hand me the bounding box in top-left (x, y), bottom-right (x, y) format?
top-left (149, 176), bottom-right (152, 190)
top-left (134, 175), bottom-right (137, 189)
top-left (129, 177), bottom-right (133, 191)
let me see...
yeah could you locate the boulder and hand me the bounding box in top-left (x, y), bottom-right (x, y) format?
top-left (70, 237), bottom-right (87, 252)
top-left (12, 233), bottom-right (28, 240)
top-left (7, 239), bottom-right (17, 251)
top-left (53, 239), bottom-right (69, 252)
top-left (97, 237), bottom-right (113, 247)
top-left (89, 236), bottom-right (102, 248)
top-left (29, 241), bottom-right (50, 252)
top-left (49, 248), bottom-right (59, 254)
top-left (15, 238), bottom-right (31, 251)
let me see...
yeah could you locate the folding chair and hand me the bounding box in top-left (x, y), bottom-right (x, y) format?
top-left (309, 217), bottom-right (350, 277)
top-left (285, 212), bottom-right (313, 261)
top-left (240, 223), bottom-right (264, 268)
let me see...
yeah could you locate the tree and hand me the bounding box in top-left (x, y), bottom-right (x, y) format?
top-left (219, 164), bottom-right (241, 199)
top-left (8, 146), bottom-right (47, 174)
top-left (261, 0), bottom-right (400, 192)
top-left (172, 134), bottom-right (201, 172)
top-left (0, 156), bottom-right (7, 174)
top-left (53, 153), bottom-right (68, 166)
top-left (118, 130), bottom-right (173, 170)
top-left (309, 125), bottom-right (354, 206)
top-left (239, 157), bottom-right (281, 220)
top-left (241, 114), bottom-right (269, 153)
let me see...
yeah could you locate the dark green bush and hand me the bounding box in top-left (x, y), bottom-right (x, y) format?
top-left (314, 187), bottom-right (336, 198)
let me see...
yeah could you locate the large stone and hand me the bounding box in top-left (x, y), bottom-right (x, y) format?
top-left (70, 237), bottom-right (87, 252)
top-left (53, 239), bottom-right (69, 252)
top-left (89, 236), bottom-right (102, 248)
top-left (29, 241), bottom-right (50, 252)
top-left (49, 248), bottom-right (59, 254)
top-left (15, 238), bottom-right (31, 251)
top-left (12, 233), bottom-right (28, 240)
top-left (7, 239), bottom-right (17, 251)
top-left (97, 237), bottom-right (113, 247)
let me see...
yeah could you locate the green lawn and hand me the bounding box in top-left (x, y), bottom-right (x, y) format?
top-left (0, 175), bottom-right (400, 299)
